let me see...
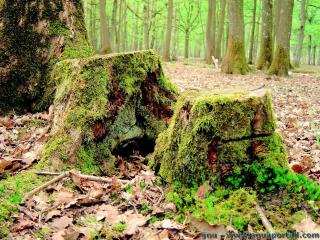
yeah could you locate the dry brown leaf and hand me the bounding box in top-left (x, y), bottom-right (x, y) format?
top-left (151, 219), bottom-right (184, 230)
top-left (51, 216), bottom-right (73, 230)
top-left (190, 217), bottom-right (225, 236)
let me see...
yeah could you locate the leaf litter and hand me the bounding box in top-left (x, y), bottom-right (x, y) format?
top-left (1, 61), bottom-right (320, 238)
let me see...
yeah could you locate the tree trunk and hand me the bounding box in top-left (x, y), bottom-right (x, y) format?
top-left (206, 0), bottom-right (216, 64)
top-left (121, 0), bottom-right (127, 51)
top-left (272, 0), bottom-right (281, 52)
top-left (248, 0), bottom-right (257, 64)
top-left (221, 0), bottom-right (249, 74)
top-left (133, 3), bottom-right (140, 50)
top-left (308, 35), bottom-right (312, 65)
top-left (215, 0), bottom-right (226, 60)
top-left (111, 0), bottom-right (118, 50)
top-left (313, 45), bottom-right (316, 65)
top-left (0, 0), bottom-right (92, 114)
top-left (163, 0), bottom-right (174, 61)
top-left (268, 0), bottom-right (294, 76)
top-left (184, 30), bottom-right (190, 59)
top-left (293, 0), bottom-right (306, 67)
top-left (116, 0), bottom-right (122, 52)
top-left (256, 0), bottom-right (273, 70)
top-left (99, 0), bottom-right (112, 54)
top-left (91, 2), bottom-right (98, 51)
top-left (318, 45), bottom-right (320, 66)
top-left (143, 0), bottom-right (150, 49)
top-left (44, 50), bottom-right (177, 170)
top-left (172, 10), bottom-right (179, 61)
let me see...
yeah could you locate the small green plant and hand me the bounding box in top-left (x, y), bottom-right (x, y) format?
top-left (112, 222), bottom-right (127, 232)
top-left (312, 121), bottom-right (320, 146)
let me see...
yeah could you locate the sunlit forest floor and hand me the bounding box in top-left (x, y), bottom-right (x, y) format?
top-left (164, 60), bottom-right (320, 182)
top-left (1, 60), bottom-right (320, 238)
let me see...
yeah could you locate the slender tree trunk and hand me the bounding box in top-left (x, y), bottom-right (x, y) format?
top-left (133, 3), bottom-right (140, 50)
top-left (268, 0), bottom-right (294, 76)
top-left (184, 30), bottom-right (190, 59)
top-left (111, 0), bottom-right (118, 50)
top-left (121, 0), bottom-right (127, 51)
top-left (206, 0), bottom-right (215, 64)
top-left (221, 0), bottom-right (249, 74)
top-left (313, 45), bottom-right (316, 65)
top-left (256, 0), bottom-right (273, 69)
top-left (308, 35), bottom-right (312, 65)
top-left (172, 10), bottom-right (178, 60)
top-left (293, 0), bottom-right (306, 67)
top-left (116, 0), bottom-right (122, 52)
top-left (273, 0), bottom-right (281, 52)
top-left (248, 0), bottom-right (257, 64)
top-left (215, 0), bottom-right (226, 60)
top-left (163, 0), bottom-right (173, 61)
top-left (143, 0), bottom-right (150, 49)
top-left (318, 45), bottom-right (320, 65)
top-left (92, 2), bottom-right (97, 51)
top-left (253, 7), bottom-right (261, 62)
top-left (99, 0), bottom-right (112, 54)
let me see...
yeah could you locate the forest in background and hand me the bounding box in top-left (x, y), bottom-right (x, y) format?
top-left (83, 0), bottom-right (320, 70)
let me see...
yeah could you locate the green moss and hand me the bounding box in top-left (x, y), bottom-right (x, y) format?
top-left (77, 145), bottom-right (101, 174)
top-left (22, 119), bottom-right (47, 127)
top-left (0, 170), bottom-right (49, 237)
top-left (48, 21), bottom-right (70, 36)
top-left (41, 133), bottom-right (71, 164)
top-left (112, 223), bottom-right (127, 232)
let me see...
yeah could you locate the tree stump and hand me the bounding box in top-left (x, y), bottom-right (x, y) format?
top-left (151, 90), bottom-right (288, 186)
top-left (0, 0), bottom-right (92, 114)
top-left (42, 50), bottom-right (178, 172)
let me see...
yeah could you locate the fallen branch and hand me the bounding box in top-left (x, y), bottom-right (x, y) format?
top-left (69, 171), bottom-right (130, 184)
top-left (21, 171), bottom-right (70, 205)
top-left (255, 202), bottom-right (279, 238)
top-left (36, 171), bottom-right (62, 176)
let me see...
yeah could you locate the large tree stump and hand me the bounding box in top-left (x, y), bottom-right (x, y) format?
top-left (0, 0), bottom-right (92, 114)
top-left (151, 90), bottom-right (288, 186)
top-left (42, 50), bottom-right (178, 172)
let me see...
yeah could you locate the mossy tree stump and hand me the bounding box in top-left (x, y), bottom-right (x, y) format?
top-left (0, 0), bottom-right (92, 114)
top-left (42, 50), bottom-right (178, 173)
top-left (151, 90), bottom-right (289, 187)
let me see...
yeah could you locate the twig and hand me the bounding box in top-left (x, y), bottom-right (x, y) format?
top-left (36, 171), bottom-right (62, 176)
top-left (69, 171), bottom-right (130, 184)
top-left (255, 202), bottom-right (278, 237)
top-left (155, 186), bottom-right (164, 205)
top-left (21, 171), bottom-right (70, 205)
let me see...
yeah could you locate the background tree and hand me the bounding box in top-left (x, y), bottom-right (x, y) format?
top-left (256, 0), bottom-right (273, 69)
top-left (268, 0), bottom-right (294, 76)
top-left (163, 0), bottom-right (174, 61)
top-left (99, 0), bottom-right (112, 54)
top-left (248, 0), bottom-right (257, 64)
top-left (293, 0), bottom-right (307, 67)
top-left (215, 0), bottom-right (226, 60)
top-left (206, 0), bottom-right (216, 64)
top-left (221, 0), bottom-right (249, 74)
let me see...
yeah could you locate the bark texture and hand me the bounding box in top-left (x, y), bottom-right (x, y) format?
top-left (99, 0), bottom-right (112, 54)
top-left (0, 0), bottom-right (92, 114)
top-left (248, 0), bottom-right (257, 64)
top-left (42, 50), bottom-right (178, 172)
top-left (256, 0), bottom-right (273, 70)
top-left (268, 0), bottom-right (294, 76)
top-left (221, 0), bottom-right (249, 74)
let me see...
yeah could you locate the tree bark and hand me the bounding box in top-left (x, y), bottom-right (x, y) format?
top-left (293, 0), bottom-right (307, 67)
top-left (215, 0), bottom-right (226, 60)
top-left (273, 0), bottom-right (281, 52)
top-left (206, 0), bottom-right (216, 64)
top-left (221, 0), bottom-right (249, 74)
top-left (256, 0), bottom-right (273, 70)
top-left (163, 0), bottom-right (174, 61)
top-left (313, 45), bottom-right (316, 65)
top-left (143, 0), bottom-right (150, 49)
top-left (268, 0), bottom-right (294, 76)
top-left (111, 0), bottom-right (118, 50)
top-left (308, 35), bottom-right (312, 65)
top-left (121, 0), bottom-right (128, 51)
top-left (184, 30), bottom-right (190, 59)
top-left (248, 0), bottom-right (257, 64)
top-left (172, 9), bottom-right (179, 61)
top-left (0, 0), bottom-right (92, 113)
top-left (99, 0), bottom-right (112, 54)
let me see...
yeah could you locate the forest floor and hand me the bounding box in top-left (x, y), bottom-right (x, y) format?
top-left (0, 60), bottom-right (320, 239)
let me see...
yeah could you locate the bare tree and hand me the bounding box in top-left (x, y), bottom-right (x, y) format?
top-left (221, 0), bottom-right (249, 74)
top-left (177, 0), bottom-right (200, 59)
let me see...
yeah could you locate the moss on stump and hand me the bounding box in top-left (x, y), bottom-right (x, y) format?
top-left (0, 0), bottom-right (92, 114)
top-left (42, 50), bottom-right (178, 173)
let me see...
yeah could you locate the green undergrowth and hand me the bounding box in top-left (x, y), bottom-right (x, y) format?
top-left (0, 169), bottom-right (50, 236)
top-left (165, 166), bottom-right (320, 232)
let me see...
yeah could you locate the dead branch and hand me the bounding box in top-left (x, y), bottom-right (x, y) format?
top-left (255, 202), bottom-right (279, 238)
top-left (69, 171), bottom-right (130, 184)
top-left (21, 171), bottom-right (70, 205)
